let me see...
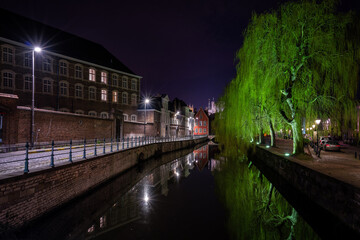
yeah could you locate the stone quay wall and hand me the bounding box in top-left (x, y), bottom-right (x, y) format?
top-left (0, 137), bottom-right (208, 230)
top-left (251, 147), bottom-right (360, 235)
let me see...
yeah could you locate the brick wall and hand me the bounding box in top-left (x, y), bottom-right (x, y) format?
top-left (0, 137), bottom-right (208, 230)
top-left (16, 107), bottom-right (114, 143)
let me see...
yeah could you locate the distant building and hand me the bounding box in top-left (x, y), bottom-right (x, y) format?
top-left (0, 9), bottom-right (141, 144)
top-left (193, 107), bottom-right (209, 136)
top-left (207, 97), bottom-right (217, 115)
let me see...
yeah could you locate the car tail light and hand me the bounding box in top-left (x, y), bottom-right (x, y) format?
top-left (326, 144), bottom-right (329, 147)
top-left (336, 145), bottom-right (340, 147)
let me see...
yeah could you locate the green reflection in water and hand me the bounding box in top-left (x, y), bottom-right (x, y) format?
top-left (215, 157), bottom-right (320, 240)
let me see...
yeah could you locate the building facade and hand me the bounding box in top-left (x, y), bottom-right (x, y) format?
top-left (0, 9), bottom-right (141, 144)
top-left (193, 108), bottom-right (209, 136)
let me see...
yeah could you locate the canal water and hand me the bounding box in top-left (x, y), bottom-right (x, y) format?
top-left (6, 142), bottom-right (336, 239)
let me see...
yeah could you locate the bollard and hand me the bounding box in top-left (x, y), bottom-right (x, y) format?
top-left (103, 138), bottom-right (106, 154)
top-left (83, 138), bottom-right (86, 159)
top-left (127, 137), bottom-right (129, 148)
top-left (69, 139), bottom-right (73, 163)
top-left (24, 142), bottom-right (29, 173)
top-left (50, 140), bottom-right (55, 167)
top-left (117, 138), bottom-right (119, 151)
top-left (111, 138), bottom-right (113, 152)
top-left (95, 138), bottom-right (97, 156)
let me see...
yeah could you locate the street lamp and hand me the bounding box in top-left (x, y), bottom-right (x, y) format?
top-left (31, 46), bottom-right (41, 147)
top-left (315, 119), bottom-right (321, 147)
top-left (144, 98), bottom-right (149, 136)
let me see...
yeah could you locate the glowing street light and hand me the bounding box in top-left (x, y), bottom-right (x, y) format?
top-left (31, 46), bottom-right (42, 147)
top-left (144, 98), bottom-right (150, 136)
top-left (315, 119), bottom-right (321, 148)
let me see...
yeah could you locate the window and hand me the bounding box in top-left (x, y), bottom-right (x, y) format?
top-left (75, 110), bottom-right (84, 115)
top-left (75, 84), bottom-right (83, 98)
top-left (200, 121), bottom-right (202, 126)
top-left (89, 68), bottom-right (96, 81)
top-left (131, 79), bottom-right (136, 90)
top-left (43, 78), bottom-right (52, 93)
top-left (122, 77), bottom-right (128, 88)
top-left (204, 128), bottom-right (207, 133)
top-left (59, 61), bottom-right (68, 75)
top-left (2, 71), bottom-right (14, 89)
top-left (89, 87), bottom-right (96, 100)
top-left (204, 121), bottom-right (206, 126)
top-left (112, 74), bottom-right (118, 86)
top-left (199, 128), bottom-right (202, 133)
top-left (88, 111), bottom-right (97, 117)
top-left (101, 89), bottom-right (107, 101)
top-left (131, 114), bottom-right (137, 122)
top-left (195, 128), bottom-right (198, 133)
top-left (122, 92), bottom-right (128, 104)
top-left (75, 65), bottom-right (83, 79)
top-left (131, 94), bottom-right (137, 105)
top-left (2, 46), bottom-right (14, 64)
top-left (101, 71), bottom-right (107, 84)
top-left (100, 112), bottom-right (109, 119)
top-left (59, 81), bottom-right (68, 96)
top-left (123, 114), bottom-right (128, 121)
top-left (112, 91), bottom-right (118, 103)
top-left (43, 57), bottom-right (52, 72)
top-left (24, 52), bottom-right (32, 67)
top-left (24, 75), bottom-right (32, 91)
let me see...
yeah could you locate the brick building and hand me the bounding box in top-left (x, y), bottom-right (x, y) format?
top-left (0, 9), bottom-right (142, 144)
top-left (193, 108), bottom-right (209, 136)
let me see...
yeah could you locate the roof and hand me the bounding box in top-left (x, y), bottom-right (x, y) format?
top-left (0, 8), bottom-right (137, 76)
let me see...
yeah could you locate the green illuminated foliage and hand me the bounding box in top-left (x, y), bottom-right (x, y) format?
top-left (215, 0), bottom-right (359, 154)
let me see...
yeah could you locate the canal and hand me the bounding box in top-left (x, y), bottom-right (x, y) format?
top-left (4, 141), bottom-right (356, 239)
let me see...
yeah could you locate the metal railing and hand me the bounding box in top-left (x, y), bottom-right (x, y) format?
top-left (0, 135), bottom-right (207, 175)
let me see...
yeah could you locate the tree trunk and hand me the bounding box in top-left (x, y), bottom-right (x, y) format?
top-left (291, 118), bottom-right (304, 154)
top-left (259, 127), bottom-right (264, 144)
top-left (269, 119), bottom-right (276, 147)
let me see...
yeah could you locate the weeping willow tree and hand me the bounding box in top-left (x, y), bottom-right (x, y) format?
top-left (215, 0), bottom-right (359, 154)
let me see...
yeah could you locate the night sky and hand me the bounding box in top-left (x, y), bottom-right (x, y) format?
top-left (0, 0), bottom-right (359, 109)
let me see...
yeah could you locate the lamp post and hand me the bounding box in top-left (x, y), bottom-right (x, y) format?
top-left (31, 46), bottom-right (41, 147)
top-left (315, 119), bottom-right (321, 147)
top-left (144, 98), bottom-right (149, 136)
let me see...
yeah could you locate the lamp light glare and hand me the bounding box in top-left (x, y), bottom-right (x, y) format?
top-left (34, 47), bottom-right (42, 52)
top-left (315, 119), bottom-right (321, 125)
top-left (145, 98), bottom-right (150, 104)
top-left (285, 153), bottom-right (290, 157)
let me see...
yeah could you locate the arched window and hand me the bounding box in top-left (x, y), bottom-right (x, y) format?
top-left (89, 68), bottom-right (96, 81)
top-left (131, 79), bottom-right (137, 90)
top-left (123, 114), bottom-right (129, 121)
top-left (112, 91), bottom-right (118, 103)
top-left (122, 76), bottom-right (128, 89)
top-left (112, 74), bottom-right (118, 86)
top-left (1, 45), bottom-right (15, 64)
top-left (43, 56), bottom-right (52, 72)
top-left (101, 89), bottom-right (107, 101)
top-left (1, 70), bottom-right (15, 89)
top-left (100, 112), bottom-right (109, 119)
top-left (89, 86), bottom-right (96, 100)
top-left (75, 64), bottom-right (83, 79)
top-left (122, 92), bottom-right (128, 104)
top-left (59, 81), bottom-right (69, 96)
top-left (23, 74), bottom-right (32, 91)
top-left (101, 71), bottom-right (107, 84)
top-left (88, 111), bottom-right (97, 117)
top-left (75, 110), bottom-right (84, 115)
top-left (131, 94), bottom-right (137, 106)
top-left (24, 52), bottom-right (32, 67)
top-left (59, 60), bottom-right (68, 76)
top-left (75, 83), bottom-right (83, 98)
top-left (43, 78), bottom-right (53, 94)
top-left (59, 108), bottom-right (70, 113)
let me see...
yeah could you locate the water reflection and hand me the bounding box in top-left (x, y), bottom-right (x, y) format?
top-left (215, 157), bottom-right (320, 240)
top-left (85, 144), bottom-right (222, 239)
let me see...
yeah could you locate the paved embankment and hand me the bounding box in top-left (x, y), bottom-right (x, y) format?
top-left (251, 139), bottom-right (360, 237)
top-left (0, 137), bottom-right (208, 230)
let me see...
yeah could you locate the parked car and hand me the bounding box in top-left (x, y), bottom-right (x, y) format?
top-left (323, 141), bottom-right (341, 151)
top-left (319, 137), bottom-right (332, 149)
